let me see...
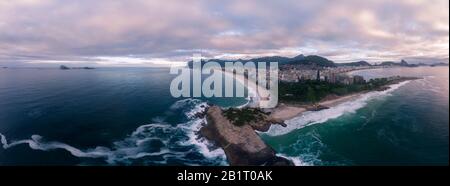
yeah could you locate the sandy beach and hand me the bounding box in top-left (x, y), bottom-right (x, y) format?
top-left (269, 92), bottom-right (366, 121)
top-left (221, 69), bottom-right (367, 122)
top-left (221, 68), bottom-right (415, 126)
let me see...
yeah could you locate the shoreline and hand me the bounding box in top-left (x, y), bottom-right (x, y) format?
top-left (264, 80), bottom-right (414, 138)
top-left (269, 92), bottom-right (366, 122)
top-left (221, 69), bottom-right (270, 107)
top-left (200, 106), bottom-right (294, 166)
top-left (198, 91), bottom-right (369, 166)
top-left (229, 72), bottom-right (372, 123)
top-left (201, 69), bottom-right (419, 166)
top-left (269, 76), bottom-right (420, 122)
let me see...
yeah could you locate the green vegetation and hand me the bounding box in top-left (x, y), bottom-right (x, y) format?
top-left (223, 108), bottom-right (266, 127)
top-left (279, 77), bottom-right (406, 103)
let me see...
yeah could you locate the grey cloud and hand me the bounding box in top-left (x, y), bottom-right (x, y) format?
top-left (0, 0), bottom-right (448, 66)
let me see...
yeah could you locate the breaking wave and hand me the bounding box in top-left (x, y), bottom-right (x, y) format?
top-left (0, 98), bottom-right (227, 165)
top-left (0, 134), bottom-right (112, 159)
top-left (266, 81), bottom-right (411, 136)
top-left (276, 154), bottom-right (311, 166)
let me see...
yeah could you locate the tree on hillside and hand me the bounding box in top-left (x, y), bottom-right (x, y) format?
top-left (306, 86), bottom-right (317, 103)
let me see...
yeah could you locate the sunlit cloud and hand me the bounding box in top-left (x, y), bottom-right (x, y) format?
top-left (92, 57), bottom-right (186, 67)
top-left (0, 0), bottom-right (448, 66)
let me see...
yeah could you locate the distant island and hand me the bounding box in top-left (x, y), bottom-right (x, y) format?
top-left (60, 65), bottom-right (95, 70)
top-left (430, 62), bottom-right (450, 67)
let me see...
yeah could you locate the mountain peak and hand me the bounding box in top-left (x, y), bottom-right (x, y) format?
top-left (293, 54), bottom-right (305, 60)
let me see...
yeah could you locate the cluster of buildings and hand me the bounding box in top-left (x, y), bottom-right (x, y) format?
top-left (279, 66), bottom-right (368, 85)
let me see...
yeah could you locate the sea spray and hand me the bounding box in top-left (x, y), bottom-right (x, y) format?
top-left (276, 154), bottom-right (311, 166)
top-left (0, 98), bottom-right (227, 165)
top-left (0, 133), bottom-right (112, 159)
top-left (176, 99), bottom-right (228, 164)
top-left (266, 81), bottom-right (411, 136)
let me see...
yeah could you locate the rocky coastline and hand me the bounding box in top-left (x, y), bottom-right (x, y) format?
top-left (198, 76), bottom-right (420, 166)
top-left (200, 106), bottom-right (294, 166)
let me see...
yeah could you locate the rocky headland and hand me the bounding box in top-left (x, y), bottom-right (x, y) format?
top-left (198, 76), bottom-right (420, 166)
top-left (200, 106), bottom-right (293, 166)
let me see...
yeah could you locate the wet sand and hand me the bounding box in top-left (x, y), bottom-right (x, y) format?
top-left (269, 92), bottom-right (366, 121)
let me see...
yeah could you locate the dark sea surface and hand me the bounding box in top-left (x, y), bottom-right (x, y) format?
top-left (0, 67), bottom-right (246, 165)
top-left (0, 66), bottom-right (448, 165)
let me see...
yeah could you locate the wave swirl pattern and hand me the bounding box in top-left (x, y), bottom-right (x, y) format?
top-left (1, 98), bottom-right (227, 165)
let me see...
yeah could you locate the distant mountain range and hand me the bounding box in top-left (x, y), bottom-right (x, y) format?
top-left (378, 59), bottom-right (413, 67)
top-left (59, 65), bottom-right (95, 70)
top-left (187, 54), bottom-right (448, 68)
top-left (188, 54), bottom-right (334, 68)
top-left (337, 61), bottom-right (371, 67)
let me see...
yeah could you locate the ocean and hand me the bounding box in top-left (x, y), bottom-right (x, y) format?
top-left (263, 67), bottom-right (449, 165)
top-left (0, 67), bottom-right (246, 165)
top-left (0, 66), bottom-right (448, 165)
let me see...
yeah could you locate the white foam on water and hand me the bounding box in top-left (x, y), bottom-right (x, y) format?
top-left (0, 133), bottom-right (112, 159)
top-left (276, 154), bottom-right (311, 166)
top-left (151, 116), bottom-right (166, 123)
top-left (0, 123), bottom-right (188, 165)
top-left (266, 81), bottom-right (411, 136)
top-left (0, 123), bottom-right (213, 165)
top-left (0, 98), bottom-right (228, 165)
top-left (420, 77), bottom-right (443, 93)
top-left (178, 100), bottom-right (228, 165)
top-left (170, 98), bottom-right (202, 110)
top-left (180, 118), bottom-right (228, 165)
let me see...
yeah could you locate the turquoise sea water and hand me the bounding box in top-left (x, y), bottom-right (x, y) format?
top-left (262, 67), bottom-right (449, 165)
top-left (0, 66), bottom-right (448, 165)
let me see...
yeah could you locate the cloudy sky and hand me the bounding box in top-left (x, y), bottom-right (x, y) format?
top-left (0, 0), bottom-right (448, 67)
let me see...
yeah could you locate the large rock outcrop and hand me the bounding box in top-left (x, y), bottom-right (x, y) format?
top-left (200, 106), bottom-right (293, 166)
